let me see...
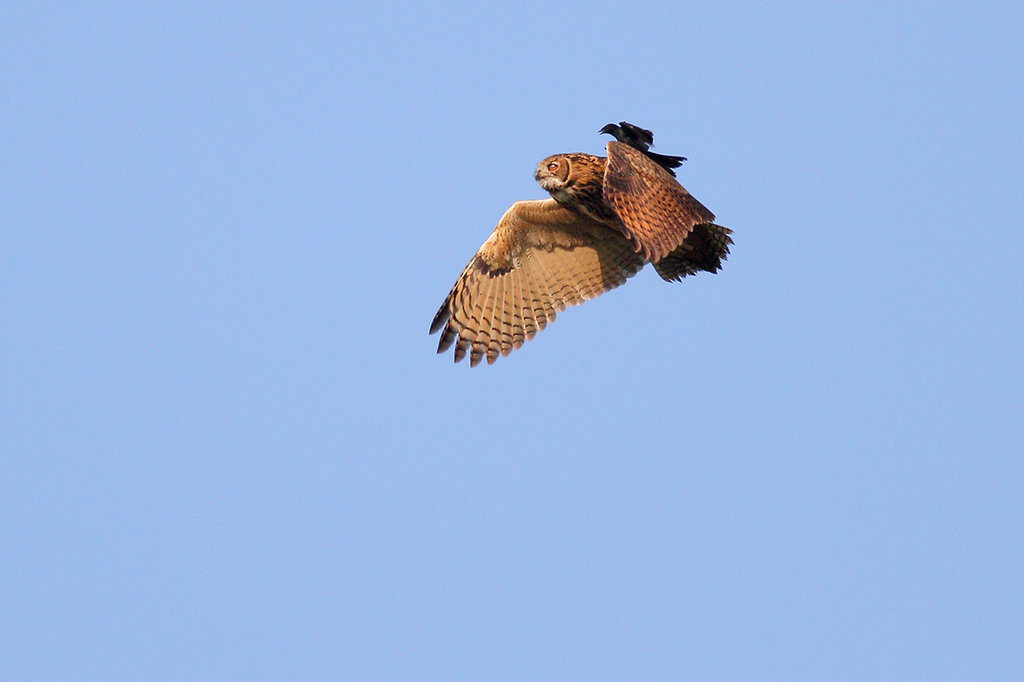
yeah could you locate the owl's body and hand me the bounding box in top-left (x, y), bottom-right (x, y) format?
top-left (430, 126), bottom-right (733, 366)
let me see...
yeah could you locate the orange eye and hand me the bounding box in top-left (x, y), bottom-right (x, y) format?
top-left (548, 162), bottom-right (558, 172)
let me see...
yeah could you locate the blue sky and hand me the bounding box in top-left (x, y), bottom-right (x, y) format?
top-left (3, 1), bottom-right (1022, 679)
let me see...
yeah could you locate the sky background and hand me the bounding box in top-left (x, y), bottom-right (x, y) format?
top-left (2, 1), bottom-right (1023, 680)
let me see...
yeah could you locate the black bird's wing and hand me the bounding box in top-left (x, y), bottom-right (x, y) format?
top-left (599, 121), bottom-right (685, 176)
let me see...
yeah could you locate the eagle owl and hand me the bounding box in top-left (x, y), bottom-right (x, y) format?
top-left (430, 123), bottom-right (733, 366)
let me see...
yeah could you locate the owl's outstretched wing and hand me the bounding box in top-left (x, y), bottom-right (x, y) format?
top-left (430, 198), bottom-right (644, 366)
top-left (602, 141), bottom-right (716, 263)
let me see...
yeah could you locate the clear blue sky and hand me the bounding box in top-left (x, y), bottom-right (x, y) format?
top-left (3, 1), bottom-right (1022, 679)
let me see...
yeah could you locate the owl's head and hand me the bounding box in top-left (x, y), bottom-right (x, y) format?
top-left (534, 155), bottom-right (571, 192)
top-left (534, 152), bottom-right (607, 193)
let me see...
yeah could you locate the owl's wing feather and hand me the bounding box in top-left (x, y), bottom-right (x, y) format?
top-left (430, 198), bottom-right (644, 366)
top-left (603, 141), bottom-right (716, 263)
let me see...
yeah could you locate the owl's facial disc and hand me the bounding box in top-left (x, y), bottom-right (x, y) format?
top-left (535, 156), bottom-right (570, 191)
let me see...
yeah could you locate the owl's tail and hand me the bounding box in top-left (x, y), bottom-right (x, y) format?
top-left (652, 223), bottom-right (733, 282)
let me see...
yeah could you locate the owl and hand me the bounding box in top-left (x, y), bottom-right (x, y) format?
top-left (430, 124), bottom-right (733, 366)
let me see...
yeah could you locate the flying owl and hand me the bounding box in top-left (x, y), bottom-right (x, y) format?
top-left (430, 123), bottom-right (733, 366)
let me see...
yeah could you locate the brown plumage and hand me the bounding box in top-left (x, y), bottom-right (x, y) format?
top-left (430, 131), bottom-right (733, 366)
top-left (429, 199), bottom-right (644, 366)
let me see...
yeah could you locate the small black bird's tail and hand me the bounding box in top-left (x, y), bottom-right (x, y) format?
top-left (645, 151), bottom-right (686, 176)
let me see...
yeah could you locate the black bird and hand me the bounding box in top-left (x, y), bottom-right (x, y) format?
top-left (599, 121), bottom-right (686, 176)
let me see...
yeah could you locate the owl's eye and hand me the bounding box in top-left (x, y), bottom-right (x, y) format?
top-left (547, 162), bottom-right (559, 172)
